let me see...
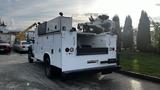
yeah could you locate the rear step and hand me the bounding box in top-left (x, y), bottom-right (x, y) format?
top-left (77, 48), bottom-right (108, 55)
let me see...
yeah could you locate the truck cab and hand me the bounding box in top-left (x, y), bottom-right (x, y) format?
top-left (28, 14), bottom-right (120, 78)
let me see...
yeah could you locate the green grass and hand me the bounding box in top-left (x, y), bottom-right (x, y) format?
top-left (120, 52), bottom-right (160, 78)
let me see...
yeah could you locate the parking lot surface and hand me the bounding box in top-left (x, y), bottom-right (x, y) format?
top-left (0, 52), bottom-right (159, 90)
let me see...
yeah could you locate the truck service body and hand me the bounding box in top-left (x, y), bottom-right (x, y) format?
top-left (28, 14), bottom-right (120, 77)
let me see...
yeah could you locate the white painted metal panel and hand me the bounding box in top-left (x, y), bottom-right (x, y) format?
top-left (51, 33), bottom-right (62, 68)
top-left (0, 34), bottom-right (11, 43)
top-left (60, 17), bottom-right (72, 32)
top-left (47, 17), bottom-right (60, 33)
top-left (61, 32), bottom-right (117, 72)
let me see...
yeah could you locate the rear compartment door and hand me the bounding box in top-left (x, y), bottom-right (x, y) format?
top-left (53, 33), bottom-right (62, 67)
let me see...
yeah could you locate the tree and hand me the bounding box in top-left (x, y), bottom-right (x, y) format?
top-left (152, 20), bottom-right (160, 53)
top-left (122, 15), bottom-right (133, 50)
top-left (137, 11), bottom-right (151, 51)
top-left (112, 15), bottom-right (121, 52)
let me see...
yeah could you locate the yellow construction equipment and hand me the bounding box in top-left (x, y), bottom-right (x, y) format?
top-left (16, 23), bottom-right (37, 41)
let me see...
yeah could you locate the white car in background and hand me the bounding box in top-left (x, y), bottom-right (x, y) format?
top-left (13, 41), bottom-right (31, 52)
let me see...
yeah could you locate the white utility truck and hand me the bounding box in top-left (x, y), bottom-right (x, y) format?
top-left (28, 13), bottom-right (120, 78)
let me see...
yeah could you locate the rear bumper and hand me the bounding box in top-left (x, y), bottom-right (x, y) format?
top-left (0, 48), bottom-right (11, 53)
top-left (19, 48), bottom-right (28, 52)
top-left (63, 65), bottom-right (121, 75)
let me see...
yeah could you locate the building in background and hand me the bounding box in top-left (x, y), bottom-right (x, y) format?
top-left (0, 33), bottom-right (15, 45)
top-left (0, 19), bottom-right (36, 45)
top-left (0, 19), bottom-right (17, 45)
top-left (0, 19), bottom-right (9, 33)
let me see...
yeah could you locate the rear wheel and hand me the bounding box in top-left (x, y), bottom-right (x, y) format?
top-left (44, 57), bottom-right (52, 78)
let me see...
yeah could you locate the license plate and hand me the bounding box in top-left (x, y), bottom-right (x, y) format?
top-left (87, 60), bottom-right (98, 64)
top-left (0, 49), bottom-right (4, 51)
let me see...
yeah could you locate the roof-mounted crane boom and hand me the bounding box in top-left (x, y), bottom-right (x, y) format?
top-left (16, 23), bottom-right (37, 41)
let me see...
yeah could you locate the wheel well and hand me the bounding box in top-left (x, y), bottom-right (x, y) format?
top-left (43, 53), bottom-right (50, 62)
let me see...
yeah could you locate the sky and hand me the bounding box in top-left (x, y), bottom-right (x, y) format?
top-left (0, 0), bottom-right (160, 30)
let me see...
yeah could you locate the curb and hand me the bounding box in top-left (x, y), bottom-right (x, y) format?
top-left (115, 70), bottom-right (160, 83)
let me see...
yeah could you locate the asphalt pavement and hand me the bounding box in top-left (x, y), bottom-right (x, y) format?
top-left (0, 52), bottom-right (159, 90)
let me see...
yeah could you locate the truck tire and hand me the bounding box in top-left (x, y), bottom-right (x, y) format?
top-left (28, 49), bottom-right (34, 63)
top-left (44, 57), bottom-right (52, 78)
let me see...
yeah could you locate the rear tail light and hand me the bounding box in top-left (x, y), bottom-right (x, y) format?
top-left (70, 47), bottom-right (74, 52)
top-left (21, 46), bottom-right (25, 48)
top-left (6, 47), bottom-right (11, 50)
top-left (65, 47), bottom-right (74, 52)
